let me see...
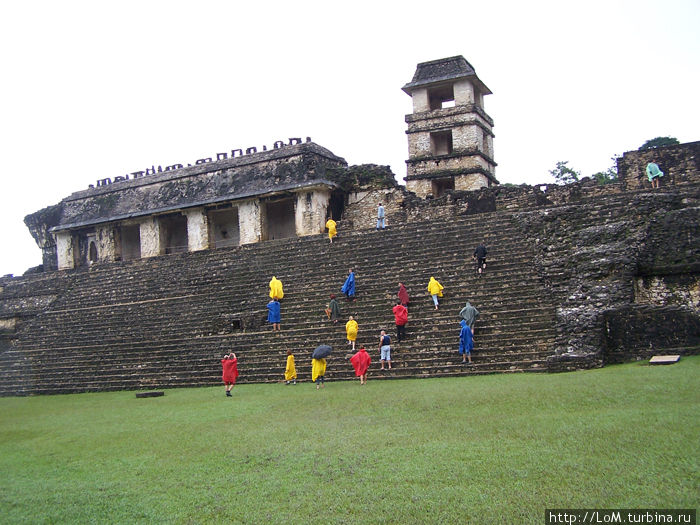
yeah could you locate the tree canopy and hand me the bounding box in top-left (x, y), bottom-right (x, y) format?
top-left (639, 136), bottom-right (679, 150)
top-left (549, 161), bottom-right (580, 185)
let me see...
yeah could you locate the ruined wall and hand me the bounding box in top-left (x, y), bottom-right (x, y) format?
top-left (602, 306), bottom-right (700, 363)
top-left (617, 141), bottom-right (700, 190)
top-left (513, 187), bottom-right (700, 371)
top-left (343, 188), bottom-right (405, 230)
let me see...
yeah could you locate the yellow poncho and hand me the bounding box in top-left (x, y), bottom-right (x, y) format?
top-left (427, 277), bottom-right (444, 297)
top-left (311, 358), bottom-right (327, 382)
top-left (269, 276), bottom-right (284, 299)
top-left (326, 219), bottom-right (337, 240)
top-left (285, 355), bottom-right (297, 381)
top-left (345, 319), bottom-right (359, 341)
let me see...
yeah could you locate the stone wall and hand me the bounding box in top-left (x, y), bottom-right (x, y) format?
top-left (602, 305), bottom-right (700, 363)
top-left (617, 140), bottom-right (700, 190)
top-left (514, 187), bottom-right (700, 369)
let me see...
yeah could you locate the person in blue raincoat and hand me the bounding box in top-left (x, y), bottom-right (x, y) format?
top-left (341, 268), bottom-right (356, 301)
top-left (459, 319), bottom-right (473, 364)
top-left (267, 297), bottom-right (281, 333)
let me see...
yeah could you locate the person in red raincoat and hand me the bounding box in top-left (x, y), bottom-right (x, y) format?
top-left (397, 282), bottom-right (410, 307)
top-left (221, 353), bottom-right (239, 397)
top-left (349, 346), bottom-right (371, 385)
top-left (392, 300), bottom-right (408, 343)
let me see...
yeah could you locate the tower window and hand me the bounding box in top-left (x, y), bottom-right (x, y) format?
top-left (430, 131), bottom-right (453, 156)
top-left (428, 84), bottom-right (455, 110)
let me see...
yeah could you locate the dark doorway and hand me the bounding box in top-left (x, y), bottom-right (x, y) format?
top-left (209, 208), bottom-right (240, 248)
top-left (329, 191), bottom-right (345, 221)
top-left (432, 178), bottom-right (455, 198)
top-left (121, 224), bottom-right (141, 261)
top-left (159, 214), bottom-right (188, 254)
top-left (264, 199), bottom-right (296, 240)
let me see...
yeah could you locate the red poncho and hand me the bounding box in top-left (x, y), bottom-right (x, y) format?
top-left (221, 358), bottom-right (239, 384)
top-left (349, 348), bottom-right (371, 376)
top-left (393, 304), bottom-right (408, 326)
top-left (398, 284), bottom-right (410, 306)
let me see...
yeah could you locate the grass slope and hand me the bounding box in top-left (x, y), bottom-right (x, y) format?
top-left (1, 357), bottom-right (698, 524)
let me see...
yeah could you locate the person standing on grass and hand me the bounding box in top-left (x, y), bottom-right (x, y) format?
top-left (459, 320), bottom-right (473, 364)
top-left (267, 297), bottom-right (281, 333)
top-left (284, 350), bottom-right (297, 385)
top-left (312, 357), bottom-right (327, 390)
top-left (341, 268), bottom-right (356, 301)
top-left (379, 330), bottom-right (392, 370)
top-left (221, 352), bottom-right (239, 397)
top-left (397, 282), bottom-right (410, 307)
top-left (346, 315), bottom-right (359, 351)
top-left (377, 202), bottom-right (386, 230)
top-left (327, 294), bottom-right (341, 324)
top-left (459, 301), bottom-right (480, 334)
top-left (326, 217), bottom-right (337, 243)
top-left (349, 346), bottom-right (371, 385)
top-left (392, 300), bottom-right (408, 343)
top-left (427, 276), bottom-right (444, 310)
top-left (269, 276), bottom-right (284, 300)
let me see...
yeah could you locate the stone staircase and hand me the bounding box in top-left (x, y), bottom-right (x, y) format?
top-left (1, 210), bottom-right (558, 395)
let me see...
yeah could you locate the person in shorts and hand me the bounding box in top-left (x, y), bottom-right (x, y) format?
top-left (378, 330), bottom-right (392, 370)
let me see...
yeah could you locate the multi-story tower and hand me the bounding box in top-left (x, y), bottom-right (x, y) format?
top-left (402, 55), bottom-right (497, 198)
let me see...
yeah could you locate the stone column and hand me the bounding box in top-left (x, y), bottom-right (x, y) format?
top-left (411, 87), bottom-right (429, 113)
top-left (140, 217), bottom-right (161, 258)
top-left (454, 79), bottom-right (475, 105)
top-left (238, 200), bottom-right (262, 245)
top-left (55, 231), bottom-right (75, 270)
top-left (96, 225), bottom-right (117, 263)
top-left (295, 190), bottom-right (330, 237)
top-left (185, 208), bottom-right (209, 252)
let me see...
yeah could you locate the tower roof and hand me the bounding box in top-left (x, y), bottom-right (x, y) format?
top-left (402, 55), bottom-right (492, 95)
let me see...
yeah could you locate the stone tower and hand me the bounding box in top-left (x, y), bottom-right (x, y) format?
top-left (402, 55), bottom-right (497, 198)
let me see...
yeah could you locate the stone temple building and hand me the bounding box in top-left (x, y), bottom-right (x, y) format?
top-left (25, 139), bottom-right (349, 271)
top-left (2, 55), bottom-right (699, 396)
top-left (402, 55), bottom-right (497, 198)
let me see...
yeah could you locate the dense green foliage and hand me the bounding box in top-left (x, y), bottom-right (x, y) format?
top-left (1, 358), bottom-right (698, 524)
top-left (639, 136), bottom-right (680, 150)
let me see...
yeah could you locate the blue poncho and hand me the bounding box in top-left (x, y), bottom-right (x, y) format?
top-left (267, 300), bottom-right (281, 323)
top-left (341, 272), bottom-right (356, 297)
top-left (459, 320), bottom-right (473, 354)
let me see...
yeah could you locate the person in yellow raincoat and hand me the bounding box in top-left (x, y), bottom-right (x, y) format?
top-left (427, 276), bottom-right (444, 310)
top-left (311, 357), bottom-right (327, 389)
top-left (325, 218), bottom-right (337, 243)
top-left (284, 349), bottom-right (297, 385)
top-left (269, 276), bottom-right (284, 300)
top-left (345, 315), bottom-right (359, 350)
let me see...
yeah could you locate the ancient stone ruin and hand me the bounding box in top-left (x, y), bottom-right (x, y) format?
top-left (1, 56), bottom-right (698, 395)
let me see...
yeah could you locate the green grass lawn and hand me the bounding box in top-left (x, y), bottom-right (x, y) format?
top-left (1, 357), bottom-right (698, 524)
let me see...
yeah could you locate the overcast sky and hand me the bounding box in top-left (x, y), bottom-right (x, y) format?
top-left (1, 0), bottom-right (698, 277)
